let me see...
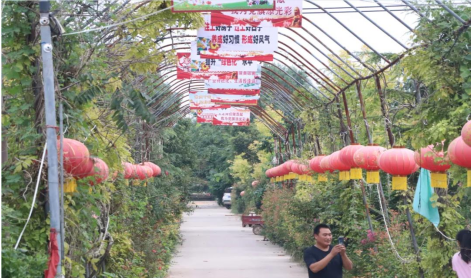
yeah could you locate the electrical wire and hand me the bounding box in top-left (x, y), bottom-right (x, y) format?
top-left (63, 4), bottom-right (174, 36)
top-left (14, 142), bottom-right (47, 250)
top-left (365, 177), bottom-right (415, 263)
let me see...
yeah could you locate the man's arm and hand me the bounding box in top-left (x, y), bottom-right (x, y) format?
top-left (340, 246), bottom-right (353, 270)
top-left (308, 245), bottom-right (343, 273)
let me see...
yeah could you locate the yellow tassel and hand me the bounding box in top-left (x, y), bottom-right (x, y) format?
top-left (270, 178), bottom-right (274, 183)
top-left (431, 172), bottom-right (448, 188)
top-left (318, 173), bottom-right (328, 182)
top-left (125, 179), bottom-right (130, 186)
top-left (88, 187), bottom-right (92, 194)
top-left (392, 176), bottom-right (407, 191)
top-left (350, 168), bottom-right (363, 180)
top-left (367, 171), bottom-right (380, 184)
top-left (301, 175), bottom-right (307, 182)
top-left (466, 170), bottom-right (471, 187)
top-left (63, 177), bottom-right (77, 193)
top-left (308, 176), bottom-right (314, 183)
top-left (339, 171), bottom-right (350, 181)
top-left (133, 179), bottom-right (140, 186)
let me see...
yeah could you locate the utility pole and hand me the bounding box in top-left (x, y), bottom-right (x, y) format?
top-left (39, 0), bottom-right (62, 276)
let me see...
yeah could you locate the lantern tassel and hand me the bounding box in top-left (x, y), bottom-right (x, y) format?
top-left (350, 168), bottom-right (363, 180)
top-left (63, 177), bottom-right (77, 193)
top-left (367, 171), bottom-right (380, 184)
top-left (431, 172), bottom-right (448, 189)
top-left (318, 173), bottom-right (328, 182)
top-left (339, 171), bottom-right (350, 181)
top-left (392, 176), bottom-right (407, 191)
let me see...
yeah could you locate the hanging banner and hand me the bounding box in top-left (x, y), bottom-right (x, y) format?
top-left (208, 88), bottom-right (260, 95)
top-left (189, 90), bottom-right (232, 110)
top-left (199, 49), bottom-right (273, 61)
top-left (177, 53), bottom-right (239, 80)
top-left (204, 66), bottom-right (261, 90)
top-left (209, 0), bottom-right (303, 28)
top-left (211, 94), bottom-right (259, 106)
top-left (212, 107), bottom-right (251, 126)
top-left (196, 109), bottom-right (218, 123)
top-left (196, 26), bottom-right (278, 53)
top-left (172, 0), bottom-right (275, 13)
top-left (190, 42), bottom-right (260, 72)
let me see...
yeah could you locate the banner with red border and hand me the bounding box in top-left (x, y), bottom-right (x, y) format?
top-left (209, 0), bottom-right (303, 28)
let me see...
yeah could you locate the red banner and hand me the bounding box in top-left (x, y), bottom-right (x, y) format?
top-left (177, 53), bottom-right (239, 80)
top-left (197, 26), bottom-right (278, 53)
top-left (208, 88), bottom-right (260, 95)
top-left (189, 90), bottom-right (232, 109)
top-left (212, 107), bottom-right (251, 126)
top-left (199, 50), bottom-right (273, 61)
top-left (211, 94), bottom-right (259, 106)
top-left (209, 1), bottom-right (303, 28)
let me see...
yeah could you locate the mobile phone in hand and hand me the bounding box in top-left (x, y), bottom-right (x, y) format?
top-left (338, 236), bottom-right (345, 246)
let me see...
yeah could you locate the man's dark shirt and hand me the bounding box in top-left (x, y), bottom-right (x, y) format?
top-left (303, 245), bottom-right (343, 278)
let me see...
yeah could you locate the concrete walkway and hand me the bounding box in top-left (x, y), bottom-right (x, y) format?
top-left (168, 201), bottom-right (307, 278)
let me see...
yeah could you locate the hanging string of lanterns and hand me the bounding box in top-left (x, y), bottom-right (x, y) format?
top-left (57, 138), bottom-right (163, 193)
top-left (265, 121), bottom-right (471, 190)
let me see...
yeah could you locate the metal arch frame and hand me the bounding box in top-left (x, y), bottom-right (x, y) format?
top-left (134, 1), bottom-right (469, 132)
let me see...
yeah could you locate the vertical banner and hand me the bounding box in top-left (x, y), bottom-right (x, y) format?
top-left (212, 107), bottom-right (251, 126)
top-left (172, 0), bottom-right (276, 13)
top-left (209, 0), bottom-right (303, 28)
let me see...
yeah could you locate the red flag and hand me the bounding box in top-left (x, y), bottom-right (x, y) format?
top-left (44, 228), bottom-right (60, 278)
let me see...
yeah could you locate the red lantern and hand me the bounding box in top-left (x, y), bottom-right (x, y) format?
top-left (143, 165), bottom-right (153, 179)
top-left (320, 155), bottom-right (335, 173)
top-left (309, 155), bottom-right (328, 182)
top-left (143, 162), bottom-right (161, 177)
top-left (329, 151), bottom-right (351, 181)
top-left (57, 138), bottom-right (92, 177)
top-left (448, 137), bottom-right (471, 187)
top-left (378, 147), bottom-right (419, 190)
top-left (283, 160), bottom-right (295, 172)
top-left (461, 121), bottom-right (471, 147)
top-left (240, 191), bottom-right (245, 197)
top-left (291, 163), bottom-right (302, 175)
top-left (88, 158), bottom-right (109, 186)
top-left (339, 144), bottom-right (364, 179)
top-left (134, 165), bottom-right (147, 180)
top-left (353, 145), bottom-right (386, 183)
top-left (252, 180), bottom-right (259, 187)
top-left (414, 145), bottom-right (450, 188)
top-left (122, 162), bottom-right (134, 179)
top-left (74, 158), bottom-right (95, 179)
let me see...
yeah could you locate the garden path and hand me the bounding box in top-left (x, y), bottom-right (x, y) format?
top-left (168, 201), bottom-right (307, 278)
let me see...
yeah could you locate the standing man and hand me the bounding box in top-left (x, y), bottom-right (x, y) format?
top-left (304, 224), bottom-right (353, 278)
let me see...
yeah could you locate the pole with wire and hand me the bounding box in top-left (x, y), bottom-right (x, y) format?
top-left (39, 0), bottom-right (62, 276)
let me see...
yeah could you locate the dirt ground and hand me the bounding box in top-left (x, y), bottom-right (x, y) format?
top-left (168, 201), bottom-right (307, 278)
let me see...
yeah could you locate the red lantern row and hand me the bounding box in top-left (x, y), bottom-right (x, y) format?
top-left (266, 120), bottom-right (471, 190)
top-left (57, 138), bottom-right (109, 185)
top-left (57, 138), bottom-right (164, 187)
top-left (120, 162), bottom-right (162, 181)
